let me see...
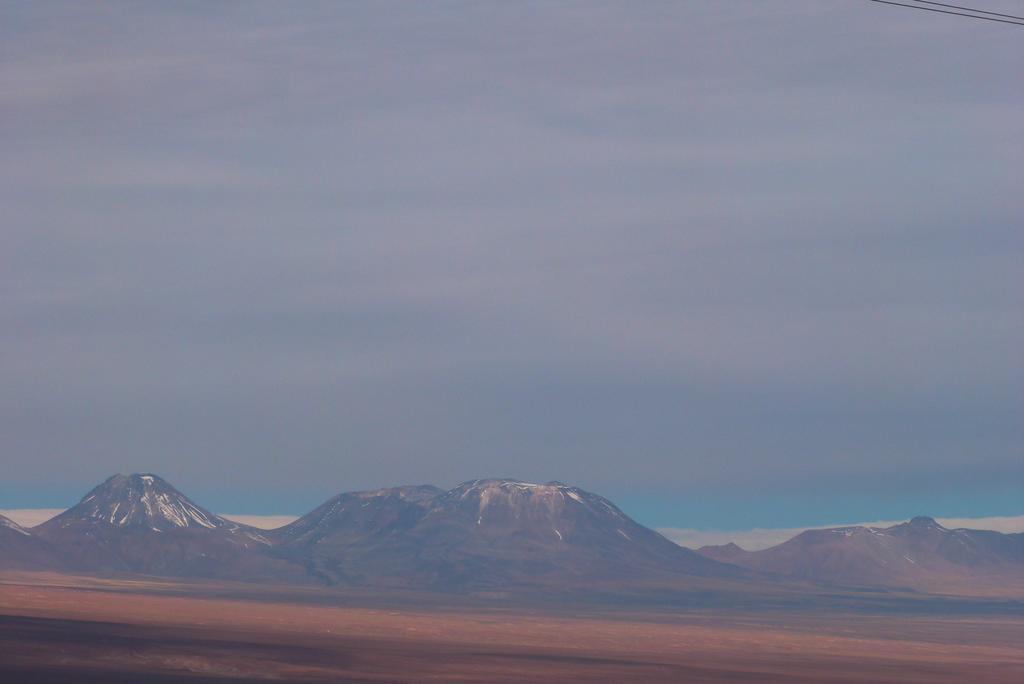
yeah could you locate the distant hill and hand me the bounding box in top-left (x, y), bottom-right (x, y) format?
top-left (698, 516), bottom-right (1024, 594)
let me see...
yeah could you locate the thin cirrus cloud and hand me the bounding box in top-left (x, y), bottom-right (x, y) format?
top-left (0, 1), bottom-right (1020, 526)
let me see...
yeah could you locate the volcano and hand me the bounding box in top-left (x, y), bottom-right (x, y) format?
top-left (33, 474), bottom-right (304, 582)
top-left (275, 479), bottom-right (741, 591)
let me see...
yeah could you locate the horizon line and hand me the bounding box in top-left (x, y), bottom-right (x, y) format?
top-left (5, 507), bottom-right (1021, 551)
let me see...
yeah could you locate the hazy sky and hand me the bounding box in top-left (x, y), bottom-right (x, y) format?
top-left (2, 1), bottom-right (1021, 530)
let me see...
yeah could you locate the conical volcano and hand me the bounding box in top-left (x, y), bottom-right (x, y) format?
top-left (35, 474), bottom-right (304, 582)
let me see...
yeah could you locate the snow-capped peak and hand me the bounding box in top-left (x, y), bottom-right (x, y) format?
top-left (59, 473), bottom-right (228, 532)
top-left (442, 478), bottom-right (629, 529)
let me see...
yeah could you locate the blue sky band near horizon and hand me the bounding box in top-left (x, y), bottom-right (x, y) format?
top-left (1, 1), bottom-right (1021, 530)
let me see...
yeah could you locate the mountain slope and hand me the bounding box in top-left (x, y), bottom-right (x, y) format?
top-left (33, 474), bottom-right (304, 582)
top-left (0, 514), bottom-right (27, 535)
top-left (277, 479), bottom-right (742, 591)
top-left (0, 514), bottom-right (64, 570)
top-left (697, 517), bottom-right (1024, 594)
top-left (272, 485), bottom-right (443, 584)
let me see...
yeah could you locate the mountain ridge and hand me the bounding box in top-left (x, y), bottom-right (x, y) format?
top-left (697, 517), bottom-right (1024, 593)
top-left (5, 474), bottom-right (1022, 597)
top-left (0, 512), bottom-right (64, 570)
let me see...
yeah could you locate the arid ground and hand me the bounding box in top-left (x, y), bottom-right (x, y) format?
top-left (0, 573), bottom-right (1021, 683)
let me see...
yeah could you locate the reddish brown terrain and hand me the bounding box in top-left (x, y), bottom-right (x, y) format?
top-left (1, 571), bottom-right (1022, 683)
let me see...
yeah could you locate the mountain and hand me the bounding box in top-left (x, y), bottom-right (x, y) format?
top-left (0, 514), bottom-right (26, 535)
top-left (697, 517), bottom-right (1024, 594)
top-left (33, 474), bottom-right (305, 582)
top-left (15, 476), bottom-right (1022, 598)
top-left (271, 485), bottom-right (442, 547)
top-left (0, 514), bottom-right (63, 570)
top-left (696, 542), bottom-right (748, 564)
top-left (276, 479), bottom-right (740, 591)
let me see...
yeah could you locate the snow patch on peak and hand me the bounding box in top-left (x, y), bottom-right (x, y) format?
top-left (65, 473), bottom-right (235, 532)
top-left (500, 480), bottom-right (540, 489)
top-left (458, 479), bottom-right (558, 493)
top-left (1, 516), bottom-right (30, 536)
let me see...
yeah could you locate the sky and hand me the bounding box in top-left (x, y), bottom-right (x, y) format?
top-left (1, 1), bottom-right (1021, 532)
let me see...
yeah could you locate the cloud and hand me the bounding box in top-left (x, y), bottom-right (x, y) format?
top-left (0, 509), bottom-right (64, 528)
top-left (659, 516), bottom-right (1024, 551)
top-left (0, 1), bottom-right (1020, 513)
top-left (220, 514), bottom-right (298, 530)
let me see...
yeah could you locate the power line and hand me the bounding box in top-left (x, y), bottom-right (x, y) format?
top-left (866, 0), bottom-right (1024, 25)
top-left (911, 0), bottom-right (1024, 21)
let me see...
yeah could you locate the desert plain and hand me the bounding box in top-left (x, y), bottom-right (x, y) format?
top-left (1, 572), bottom-right (1021, 683)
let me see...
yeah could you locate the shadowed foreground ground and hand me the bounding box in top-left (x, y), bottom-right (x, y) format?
top-left (0, 575), bottom-right (1021, 682)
